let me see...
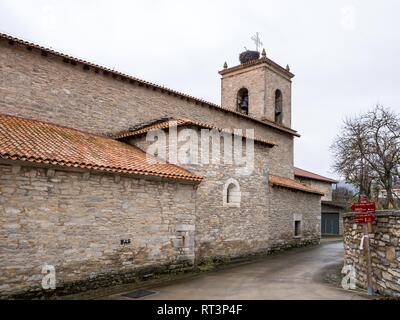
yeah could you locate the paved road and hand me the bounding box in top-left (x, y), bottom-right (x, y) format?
top-left (110, 241), bottom-right (368, 300)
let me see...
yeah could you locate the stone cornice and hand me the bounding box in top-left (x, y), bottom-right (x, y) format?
top-left (219, 57), bottom-right (295, 80)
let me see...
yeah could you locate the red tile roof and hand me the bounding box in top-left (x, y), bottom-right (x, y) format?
top-left (294, 167), bottom-right (338, 184)
top-left (0, 32), bottom-right (300, 137)
top-left (269, 174), bottom-right (324, 196)
top-left (114, 118), bottom-right (276, 147)
top-left (0, 114), bottom-right (203, 182)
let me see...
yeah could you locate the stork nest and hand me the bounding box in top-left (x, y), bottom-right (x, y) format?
top-left (239, 50), bottom-right (260, 64)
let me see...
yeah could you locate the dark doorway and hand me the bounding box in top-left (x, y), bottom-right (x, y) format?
top-left (321, 213), bottom-right (339, 235)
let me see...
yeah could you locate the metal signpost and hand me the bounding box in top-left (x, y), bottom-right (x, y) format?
top-left (351, 196), bottom-right (376, 296)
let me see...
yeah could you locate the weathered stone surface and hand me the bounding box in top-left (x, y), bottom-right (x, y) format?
top-left (220, 61), bottom-right (292, 129)
top-left (269, 187), bottom-right (321, 249)
top-left (0, 164), bottom-right (197, 298)
top-left (130, 126), bottom-right (320, 262)
top-left (343, 211), bottom-right (400, 297)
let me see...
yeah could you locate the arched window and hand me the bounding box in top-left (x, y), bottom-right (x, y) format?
top-left (227, 183), bottom-right (236, 203)
top-left (237, 88), bottom-right (249, 115)
top-left (274, 89), bottom-right (283, 124)
top-left (223, 178), bottom-right (241, 207)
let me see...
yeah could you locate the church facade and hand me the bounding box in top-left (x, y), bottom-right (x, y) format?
top-left (0, 33), bottom-right (323, 298)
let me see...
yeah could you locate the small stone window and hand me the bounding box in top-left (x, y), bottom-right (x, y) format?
top-left (274, 89), bottom-right (283, 124)
top-left (237, 88), bottom-right (249, 115)
top-left (177, 231), bottom-right (187, 248)
top-left (223, 178), bottom-right (241, 207)
top-left (227, 184), bottom-right (236, 203)
top-left (294, 220), bottom-right (302, 237)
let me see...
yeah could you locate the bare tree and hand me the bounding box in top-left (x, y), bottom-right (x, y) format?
top-left (331, 118), bottom-right (376, 199)
top-left (331, 105), bottom-right (400, 209)
top-left (332, 186), bottom-right (355, 204)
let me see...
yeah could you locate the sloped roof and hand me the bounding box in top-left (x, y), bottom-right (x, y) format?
top-left (0, 114), bottom-right (203, 182)
top-left (0, 32), bottom-right (300, 137)
top-left (114, 117), bottom-right (276, 147)
top-left (269, 174), bottom-right (324, 196)
top-left (321, 200), bottom-right (347, 209)
top-left (294, 167), bottom-right (338, 184)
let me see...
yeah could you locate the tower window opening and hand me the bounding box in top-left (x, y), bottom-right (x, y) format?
top-left (275, 89), bottom-right (283, 124)
top-left (237, 88), bottom-right (249, 115)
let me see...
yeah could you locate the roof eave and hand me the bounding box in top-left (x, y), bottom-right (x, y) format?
top-left (0, 156), bottom-right (204, 184)
top-left (270, 182), bottom-right (324, 196)
top-left (295, 174), bottom-right (338, 184)
top-left (113, 119), bottom-right (277, 148)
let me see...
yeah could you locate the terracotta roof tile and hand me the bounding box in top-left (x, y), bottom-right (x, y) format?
top-left (114, 118), bottom-right (276, 147)
top-left (0, 32), bottom-right (300, 137)
top-left (0, 114), bottom-right (203, 182)
top-left (269, 174), bottom-right (324, 196)
top-left (294, 167), bottom-right (338, 184)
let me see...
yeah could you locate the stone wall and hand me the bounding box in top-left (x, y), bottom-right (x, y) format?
top-left (220, 63), bottom-right (292, 128)
top-left (221, 65), bottom-right (267, 120)
top-left (264, 66), bottom-right (292, 128)
top-left (343, 211), bottom-right (400, 297)
top-left (0, 39), bottom-right (294, 179)
top-left (0, 162), bottom-right (197, 298)
top-left (296, 178), bottom-right (333, 201)
top-left (129, 126), bottom-right (319, 262)
top-left (129, 126), bottom-right (272, 261)
top-left (190, 142), bottom-right (272, 262)
top-left (268, 187), bottom-right (321, 249)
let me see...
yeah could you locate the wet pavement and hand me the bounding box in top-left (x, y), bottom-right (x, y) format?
top-left (107, 241), bottom-right (369, 300)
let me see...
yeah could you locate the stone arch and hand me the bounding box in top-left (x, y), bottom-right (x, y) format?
top-left (274, 89), bottom-right (283, 124)
top-left (223, 178), bottom-right (241, 207)
top-left (237, 88), bottom-right (249, 115)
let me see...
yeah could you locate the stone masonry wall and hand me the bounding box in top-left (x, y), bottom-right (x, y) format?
top-left (129, 126), bottom-right (320, 262)
top-left (264, 67), bottom-right (292, 128)
top-left (190, 142), bottom-right (272, 262)
top-left (308, 180), bottom-right (333, 201)
top-left (221, 66), bottom-right (267, 120)
top-left (0, 39), bottom-right (294, 179)
top-left (221, 64), bottom-right (292, 128)
top-left (268, 187), bottom-right (321, 249)
top-left (296, 178), bottom-right (333, 201)
top-left (0, 162), bottom-right (197, 298)
top-left (128, 126), bottom-right (272, 261)
top-left (343, 211), bottom-right (400, 297)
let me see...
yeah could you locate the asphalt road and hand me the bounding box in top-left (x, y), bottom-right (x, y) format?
top-left (109, 241), bottom-right (369, 300)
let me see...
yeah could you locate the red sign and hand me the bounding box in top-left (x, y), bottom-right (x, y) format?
top-left (352, 199), bottom-right (376, 224)
top-left (351, 202), bottom-right (376, 213)
top-left (354, 213), bottom-right (376, 224)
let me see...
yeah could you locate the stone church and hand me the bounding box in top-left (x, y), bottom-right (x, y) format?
top-left (0, 33), bottom-right (323, 297)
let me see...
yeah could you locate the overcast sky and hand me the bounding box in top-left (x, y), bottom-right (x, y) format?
top-left (1, 0), bottom-right (399, 179)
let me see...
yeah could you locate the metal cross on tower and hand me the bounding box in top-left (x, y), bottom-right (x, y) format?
top-left (251, 32), bottom-right (263, 52)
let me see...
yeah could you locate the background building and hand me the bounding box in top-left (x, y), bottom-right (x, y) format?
top-left (294, 167), bottom-right (346, 236)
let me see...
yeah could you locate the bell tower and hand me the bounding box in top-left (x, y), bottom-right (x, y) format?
top-left (219, 49), bottom-right (294, 128)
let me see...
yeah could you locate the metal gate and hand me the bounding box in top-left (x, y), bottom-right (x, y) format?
top-left (321, 213), bottom-right (339, 235)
